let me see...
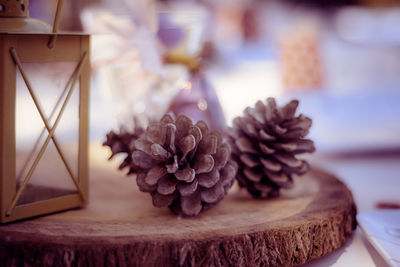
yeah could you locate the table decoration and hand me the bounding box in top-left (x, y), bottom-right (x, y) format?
top-left (104, 113), bottom-right (237, 216)
top-left (0, 146), bottom-right (357, 266)
top-left (229, 98), bottom-right (315, 199)
top-left (0, 0), bottom-right (90, 223)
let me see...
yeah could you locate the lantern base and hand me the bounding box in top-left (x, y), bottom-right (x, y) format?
top-left (16, 183), bottom-right (77, 206)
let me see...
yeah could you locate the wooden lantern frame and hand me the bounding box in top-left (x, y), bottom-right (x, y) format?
top-left (0, 0), bottom-right (90, 223)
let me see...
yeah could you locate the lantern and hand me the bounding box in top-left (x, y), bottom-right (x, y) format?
top-left (0, 0), bottom-right (90, 223)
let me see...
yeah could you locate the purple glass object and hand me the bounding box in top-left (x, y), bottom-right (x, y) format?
top-left (160, 4), bottom-right (225, 132)
top-left (168, 71), bottom-right (226, 133)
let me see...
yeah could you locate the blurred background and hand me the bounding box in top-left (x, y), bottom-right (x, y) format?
top-left (29, 0), bottom-right (400, 154)
top-left (26, 0), bottom-right (400, 212)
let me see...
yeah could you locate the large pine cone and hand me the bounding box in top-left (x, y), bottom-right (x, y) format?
top-left (229, 98), bottom-right (315, 199)
top-left (110, 113), bottom-right (237, 216)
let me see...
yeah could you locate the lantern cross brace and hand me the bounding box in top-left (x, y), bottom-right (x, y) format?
top-left (16, 63), bottom-right (78, 185)
top-left (6, 48), bottom-right (88, 216)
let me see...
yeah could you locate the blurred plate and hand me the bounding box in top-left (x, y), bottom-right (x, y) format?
top-left (358, 210), bottom-right (400, 267)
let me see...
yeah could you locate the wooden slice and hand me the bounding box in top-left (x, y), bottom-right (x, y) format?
top-left (0, 147), bottom-right (356, 267)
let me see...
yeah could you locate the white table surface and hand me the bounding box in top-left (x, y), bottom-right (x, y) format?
top-left (301, 154), bottom-right (400, 267)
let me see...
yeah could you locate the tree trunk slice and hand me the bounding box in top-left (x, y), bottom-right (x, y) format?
top-left (0, 146), bottom-right (357, 267)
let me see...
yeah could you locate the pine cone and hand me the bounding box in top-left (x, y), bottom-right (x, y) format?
top-left (229, 98), bottom-right (315, 199)
top-left (103, 119), bottom-right (145, 174)
top-left (124, 113), bottom-right (237, 216)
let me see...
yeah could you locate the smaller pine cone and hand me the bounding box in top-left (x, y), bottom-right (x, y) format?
top-left (229, 98), bottom-right (315, 199)
top-left (107, 113), bottom-right (237, 216)
top-left (103, 120), bottom-right (145, 174)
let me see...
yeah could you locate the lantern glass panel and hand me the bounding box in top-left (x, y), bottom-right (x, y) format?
top-left (15, 62), bottom-right (80, 205)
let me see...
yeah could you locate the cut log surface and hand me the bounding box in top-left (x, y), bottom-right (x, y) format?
top-left (0, 146), bottom-right (357, 267)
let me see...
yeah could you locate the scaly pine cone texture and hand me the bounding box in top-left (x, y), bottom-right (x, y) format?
top-left (103, 120), bottom-right (145, 175)
top-left (229, 98), bottom-right (315, 199)
top-left (106, 113), bottom-right (237, 216)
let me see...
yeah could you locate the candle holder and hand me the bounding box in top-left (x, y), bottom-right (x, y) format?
top-left (0, 0), bottom-right (90, 223)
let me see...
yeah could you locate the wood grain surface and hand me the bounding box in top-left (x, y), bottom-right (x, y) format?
top-left (0, 145), bottom-right (357, 267)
